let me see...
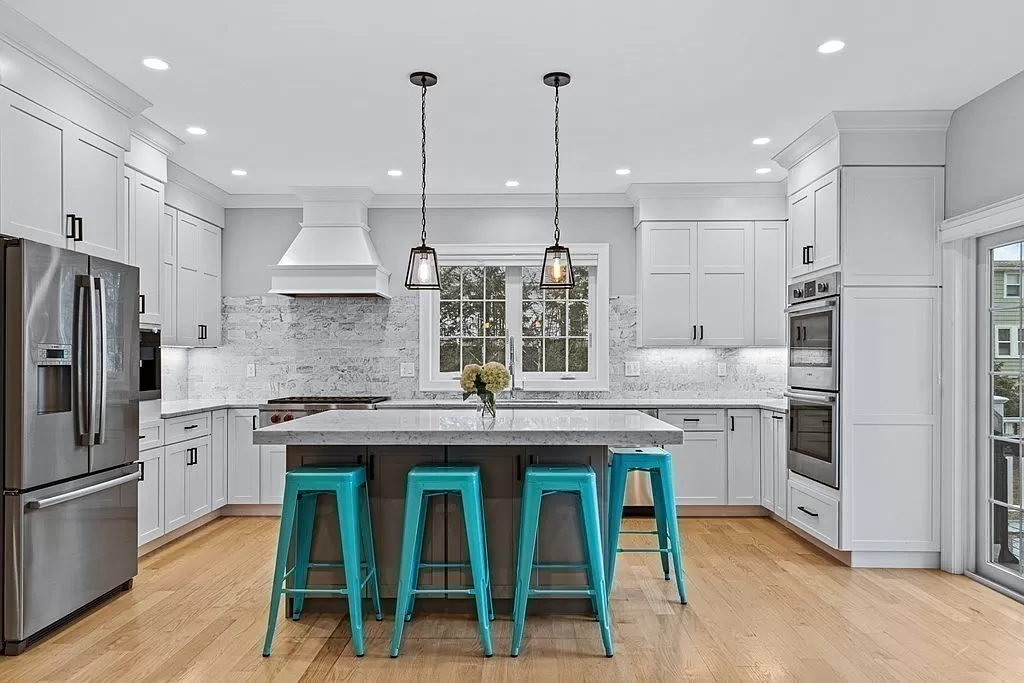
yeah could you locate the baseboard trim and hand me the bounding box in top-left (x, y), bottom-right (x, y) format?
top-left (221, 504), bottom-right (282, 516)
top-left (677, 505), bottom-right (770, 518)
top-left (138, 510), bottom-right (222, 557)
top-left (849, 551), bottom-right (940, 569)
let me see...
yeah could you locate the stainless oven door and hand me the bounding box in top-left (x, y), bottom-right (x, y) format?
top-left (785, 390), bottom-right (839, 489)
top-left (787, 299), bottom-right (839, 391)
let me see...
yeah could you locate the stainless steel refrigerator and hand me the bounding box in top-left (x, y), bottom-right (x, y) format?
top-left (1, 236), bottom-right (140, 655)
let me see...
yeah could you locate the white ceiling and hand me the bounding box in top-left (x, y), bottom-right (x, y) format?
top-left (8, 0), bottom-right (1024, 195)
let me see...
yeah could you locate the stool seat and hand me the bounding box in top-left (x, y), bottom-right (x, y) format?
top-left (606, 447), bottom-right (687, 604)
top-left (263, 465), bottom-right (382, 658)
top-left (511, 464), bottom-right (613, 658)
top-left (391, 463), bottom-right (494, 658)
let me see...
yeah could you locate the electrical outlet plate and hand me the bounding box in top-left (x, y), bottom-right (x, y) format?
top-left (717, 362), bottom-right (727, 377)
top-left (246, 363), bottom-right (257, 378)
top-left (624, 361), bottom-right (640, 377)
top-left (400, 362), bottom-right (416, 378)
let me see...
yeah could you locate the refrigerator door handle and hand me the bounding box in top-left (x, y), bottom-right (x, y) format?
top-left (27, 471), bottom-right (141, 509)
top-left (92, 276), bottom-right (109, 446)
top-left (75, 281), bottom-right (91, 444)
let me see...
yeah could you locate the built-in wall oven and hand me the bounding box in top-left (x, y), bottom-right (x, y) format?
top-left (786, 272), bottom-right (841, 489)
top-left (139, 329), bottom-right (161, 401)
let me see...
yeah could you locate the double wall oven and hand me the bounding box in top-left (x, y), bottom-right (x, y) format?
top-left (785, 272), bottom-right (840, 489)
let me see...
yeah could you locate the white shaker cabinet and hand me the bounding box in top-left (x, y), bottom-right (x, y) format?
top-left (174, 210), bottom-right (201, 346)
top-left (211, 410), bottom-right (228, 510)
top-left (754, 222), bottom-right (787, 346)
top-left (162, 207), bottom-right (222, 347)
top-left (657, 409), bottom-right (728, 505)
top-left (138, 446), bottom-right (165, 545)
top-left (788, 169), bottom-right (839, 280)
top-left (185, 438), bottom-right (212, 520)
top-left (164, 442), bottom-right (189, 533)
top-left (126, 169), bottom-right (165, 327)
top-left (760, 412), bottom-right (776, 512)
top-left (227, 409), bottom-right (262, 504)
top-left (726, 409), bottom-right (761, 505)
top-left (198, 221), bottom-right (222, 347)
top-left (160, 206), bottom-right (178, 343)
top-left (260, 445), bottom-right (287, 504)
top-left (64, 126), bottom-right (126, 263)
top-left (696, 222), bottom-right (754, 346)
top-left (637, 221), bottom-right (698, 346)
top-left (773, 412), bottom-right (787, 518)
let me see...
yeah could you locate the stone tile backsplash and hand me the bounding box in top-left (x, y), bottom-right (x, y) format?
top-left (163, 295), bottom-right (786, 401)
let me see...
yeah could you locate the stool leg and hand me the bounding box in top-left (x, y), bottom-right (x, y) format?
top-left (476, 479), bottom-right (495, 621)
top-left (359, 482), bottom-right (383, 621)
top-left (649, 471), bottom-right (671, 580)
top-left (292, 493), bottom-right (318, 619)
top-left (580, 482), bottom-right (614, 657)
top-left (461, 482), bottom-right (493, 657)
top-left (336, 483), bottom-right (366, 656)
top-left (403, 494), bottom-right (429, 622)
top-left (263, 480), bottom-right (298, 657)
top-left (654, 468), bottom-right (687, 604)
top-left (510, 484), bottom-right (542, 657)
top-left (391, 484), bottom-right (425, 657)
top-left (605, 459), bottom-right (627, 594)
top-left (575, 493), bottom-right (599, 619)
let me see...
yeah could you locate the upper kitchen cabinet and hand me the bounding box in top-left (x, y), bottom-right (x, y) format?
top-left (198, 221), bottom-right (223, 347)
top-left (787, 170), bottom-right (839, 280)
top-left (637, 219), bottom-right (784, 347)
top-left (162, 206), bottom-right (222, 347)
top-left (126, 168), bottom-right (165, 327)
top-left (64, 126), bottom-right (126, 262)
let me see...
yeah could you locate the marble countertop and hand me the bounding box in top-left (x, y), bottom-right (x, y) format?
top-left (158, 399), bottom-right (262, 419)
top-left (252, 408), bottom-right (685, 446)
top-left (379, 397), bottom-right (788, 412)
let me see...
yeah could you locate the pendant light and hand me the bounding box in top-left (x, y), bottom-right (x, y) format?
top-left (405, 71), bottom-right (441, 290)
top-left (540, 72), bottom-right (574, 289)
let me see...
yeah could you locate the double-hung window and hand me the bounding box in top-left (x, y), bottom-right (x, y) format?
top-left (421, 244), bottom-right (609, 391)
top-left (995, 326), bottom-right (1024, 358)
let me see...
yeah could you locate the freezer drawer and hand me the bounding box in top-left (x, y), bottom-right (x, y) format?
top-left (3, 465), bottom-right (139, 647)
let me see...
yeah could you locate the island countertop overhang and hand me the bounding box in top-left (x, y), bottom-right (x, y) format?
top-left (252, 408), bottom-right (684, 446)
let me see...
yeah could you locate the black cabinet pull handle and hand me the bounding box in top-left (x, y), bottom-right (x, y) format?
top-left (730, 416), bottom-right (735, 431)
top-left (65, 214), bottom-right (76, 238)
top-left (806, 245), bottom-right (813, 263)
top-left (692, 324), bottom-right (697, 341)
top-left (771, 415), bottom-right (784, 420)
top-left (699, 325), bottom-right (704, 341)
top-left (139, 434), bottom-right (146, 440)
top-left (797, 505), bottom-right (819, 518)
top-left (139, 294), bottom-right (146, 314)
top-left (139, 461), bottom-right (145, 482)
top-left (184, 424), bottom-right (198, 430)
top-left (252, 415), bottom-right (258, 430)
top-left (74, 216), bottom-right (83, 242)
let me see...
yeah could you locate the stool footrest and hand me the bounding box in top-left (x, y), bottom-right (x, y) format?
top-left (282, 587), bottom-right (351, 595)
top-left (617, 547), bottom-right (671, 554)
top-left (532, 563), bottom-right (589, 570)
top-left (620, 530), bottom-right (659, 535)
top-left (410, 588), bottom-right (476, 596)
top-left (416, 562), bottom-right (471, 569)
top-left (528, 588), bottom-right (596, 596)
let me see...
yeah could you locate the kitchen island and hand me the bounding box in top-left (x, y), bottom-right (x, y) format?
top-left (253, 408), bottom-right (683, 613)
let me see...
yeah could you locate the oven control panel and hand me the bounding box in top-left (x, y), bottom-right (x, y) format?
top-left (789, 272), bottom-right (840, 306)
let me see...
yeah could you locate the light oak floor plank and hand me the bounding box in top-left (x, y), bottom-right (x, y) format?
top-left (1, 516), bottom-right (1023, 681)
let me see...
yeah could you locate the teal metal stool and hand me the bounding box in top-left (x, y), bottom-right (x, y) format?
top-left (510, 465), bottom-right (613, 658)
top-left (263, 466), bottom-right (382, 658)
top-left (606, 447), bottom-right (686, 604)
top-left (390, 464), bottom-right (494, 658)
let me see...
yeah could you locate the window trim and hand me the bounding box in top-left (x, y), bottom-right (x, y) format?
top-left (994, 325), bottom-right (1024, 358)
top-left (1005, 271), bottom-right (1022, 298)
top-left (419, 243), bottom-right (610, 392)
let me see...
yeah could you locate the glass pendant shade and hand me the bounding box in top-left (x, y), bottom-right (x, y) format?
top-left (540, 244), bottom-right (574, 289)
top-left (405, 245), bottom-right (440, 289)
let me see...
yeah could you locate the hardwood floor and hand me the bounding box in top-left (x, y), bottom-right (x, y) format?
top-left (2, 516), bottom-right (1024, 681)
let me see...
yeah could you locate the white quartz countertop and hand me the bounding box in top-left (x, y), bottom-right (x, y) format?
top-left (159, 399), bottom-right (261, 419)
top-left (379, 397), bottom-right (788, 412)
top-left (252, 408), bottom-right (685, 446)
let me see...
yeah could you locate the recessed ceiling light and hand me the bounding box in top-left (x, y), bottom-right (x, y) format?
top-left (387, 169), bottom-right (403, 177)
top-left (231, 169), bottom-right (248, 176)
top-left (615, 168), bottom-right (631, 176)
top-left (752, 137), bottom-right (771, 145)
top-left (817, 40), bottom-right (845, 54)
top-left (186, 126), bottom-right (207, 136)
top-left (755, 167), bottom-right (772, 175)
top-left (505, 180), bottom-right (520, 187)
top-left (142, 57), bottom-right (169, 71)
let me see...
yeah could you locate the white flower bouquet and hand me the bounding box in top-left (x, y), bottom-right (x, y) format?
top-left (461, 362), bottom-right (511, 418)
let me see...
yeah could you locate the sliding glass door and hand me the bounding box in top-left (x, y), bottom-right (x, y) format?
top-left (978, 228), bottom-right (1024, 595)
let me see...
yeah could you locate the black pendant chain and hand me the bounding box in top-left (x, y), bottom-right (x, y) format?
top-left (420, 77), bottom-right (428, 247)
top-left (553, 78), bottom-right (561, 246)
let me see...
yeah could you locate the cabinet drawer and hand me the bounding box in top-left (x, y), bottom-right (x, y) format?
top-left (787, 480), bottom-right (839, 548)
top-left (138, 422), bottom-right (164, 451)
top-left (165, 412), bottom-right (211, 445)
top-left (657, 409), bottom-right (725, 431)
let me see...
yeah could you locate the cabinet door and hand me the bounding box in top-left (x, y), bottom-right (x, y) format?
top-left (808, 170), bottom-right (840, 274)
top-left (138, 448), bottom-right (164, 545)
top-left (727, 409), bottom-right (761, 505)
top-left (198, 222), bottom-right (222, 346)
top-left (186, 439), bottom-right (212, 521)
top-left (176, 211), bottom-right (200, 271)
top-left (638, 221), bottom-right (698, 346)
top-left (696, 222), bottom-right (754, 346)
top-left (259, 445), bottom-right (286, 504)
top-left (754, 221), bottom-right (787, 346)
top-left (160, 207), bottom-right (177, 342)
top-left (669, 431), bottom-right (727, 505)
top-left (135, 174), bottom-right (165, 326)
top-left (0, 90), bottom-right (67, 247)
top-left (211, 410), bottom-right (228, 510)
top-left (773, 414), bottom-right (788, 517)
top-left (175, 264), bottom-right (199, 346)
top-left (760, 412), bottom-right (775, 512)
top-left (227, 409), bottom-right (261, 504)
top-left (788, 190), bottom-right (813, 279)
top-left (164, 444), bottom-right (189, 532)
top-left (65, 125), bottom-right (125, 263)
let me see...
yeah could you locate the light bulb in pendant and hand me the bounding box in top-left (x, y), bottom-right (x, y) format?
top-left (551, 256), bottom-right (563, 281)
top-left (417, 254), bottom-right (431, 282)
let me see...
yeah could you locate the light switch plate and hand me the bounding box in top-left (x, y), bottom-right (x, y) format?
top-left (717, 362), bottom-right (727, 377)
top-left (400, 362), bottom-right (416, 378)
top-left (246, 363), bottom-right (257, 378)
top-left (624, 361), bottom-right (640, 377)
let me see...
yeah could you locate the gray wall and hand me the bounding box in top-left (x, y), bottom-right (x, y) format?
top-left (223, 206), bottom-right (636, 297)
top-left (946, 70), bottom-right (1024, 218)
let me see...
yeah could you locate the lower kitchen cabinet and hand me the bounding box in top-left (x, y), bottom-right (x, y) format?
top-left (186, 438), bottom-right (212, 519)
top-left (166, 435), bottom-right (212, 533)
top-left (726, 409), bottom-right (761, 505)
top-left (211, 410), bottom-right (228, 509)
top-left (259, 445), bottom-right (286, 504)
top-left (760, 410), bottom-right (788, 517)
top-left (227, 409), bottom-right (261, 504)
top-left (668, 431), bottom-right (727, 505)
top-left (138, 446), bottom-right (164, 545)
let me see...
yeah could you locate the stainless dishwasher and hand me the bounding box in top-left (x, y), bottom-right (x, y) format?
top-left (623, 409), bottom-right (658, 506)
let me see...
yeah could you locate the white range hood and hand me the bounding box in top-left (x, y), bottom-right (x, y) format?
top-left (269, 187), bottom-right (391, 298)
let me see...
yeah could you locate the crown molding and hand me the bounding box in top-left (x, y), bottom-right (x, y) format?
top-left (167, 161), bottom-right (229, 205)
top-left (941, 191), bottom-right (1024, 243)
top-left (0, 3), bottom-right (150, 118)
top-left (130, 116), bottom-right (184, 156)
top-left (626, 181), bottom-right (786, 202)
